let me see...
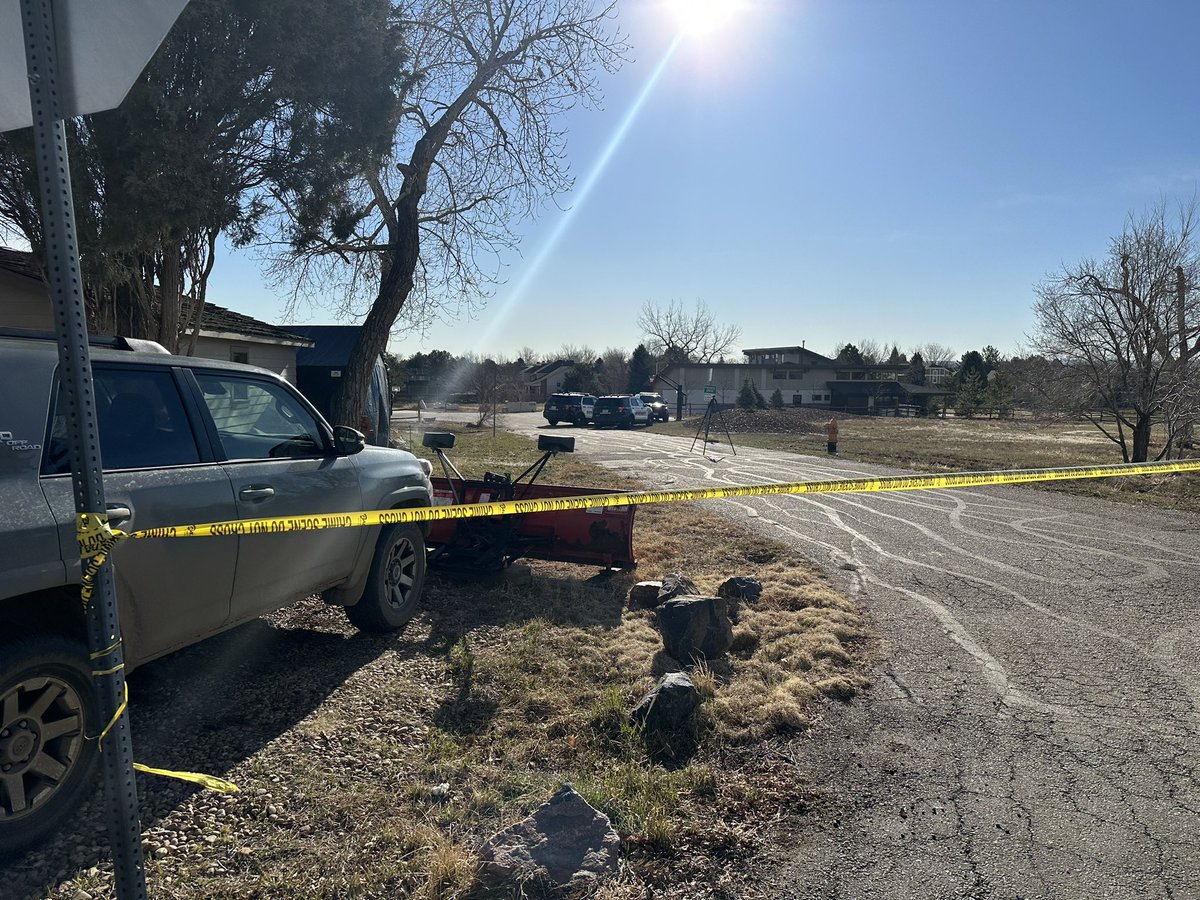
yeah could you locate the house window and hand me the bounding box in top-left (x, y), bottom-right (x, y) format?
top-left (230, 348), bottom-right (250, 365)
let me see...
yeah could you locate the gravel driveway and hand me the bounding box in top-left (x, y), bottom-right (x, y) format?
top-left (492, 412), bottom-right (1200, 900)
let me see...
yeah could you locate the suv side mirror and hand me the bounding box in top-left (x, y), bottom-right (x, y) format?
top-left (333, 425), bottom-right (366, 456)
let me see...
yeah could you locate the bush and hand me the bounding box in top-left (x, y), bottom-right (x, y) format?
top-left (769, 388), bottom-right (784, 410)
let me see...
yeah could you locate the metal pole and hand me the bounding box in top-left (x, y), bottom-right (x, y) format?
top-left (20, 1), bottom-right (147, 895)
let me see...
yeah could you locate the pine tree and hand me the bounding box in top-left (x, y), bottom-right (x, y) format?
top-left (627, 344), bottom-right (654, 393)
top-left (752, 383), bottom-right (768, 409)
top-left (985, 370), bottom-right (1014, 418)
top-left (907, 351), bottom-right (926, 385)
top-left (770, 387), bottom-right (784, 409)
top-left (737, 380), bottom-right (757, 410)
top-left (955, 369), bottom-right (985, 418)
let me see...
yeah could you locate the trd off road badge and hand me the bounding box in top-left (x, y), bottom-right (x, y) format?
top-left (0, 430), bottom-right (42, 453)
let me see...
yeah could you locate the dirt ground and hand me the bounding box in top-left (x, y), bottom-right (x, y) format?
top-left (6, 428), bottom-right (870, 900)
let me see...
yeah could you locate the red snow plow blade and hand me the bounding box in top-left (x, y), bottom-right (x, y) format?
top-left (421, 432), bottom-right (636, 570)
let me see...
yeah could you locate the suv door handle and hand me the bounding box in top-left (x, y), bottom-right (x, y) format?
top-left (238, 486), bottom-right (275, 501)
top-left (105, 505), bottom-right (132, 523)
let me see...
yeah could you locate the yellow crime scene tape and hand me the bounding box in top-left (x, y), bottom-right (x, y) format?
top-left (74, 456), bottom-right (1200, 794)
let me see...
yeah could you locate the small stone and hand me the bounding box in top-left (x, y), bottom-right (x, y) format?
top-left (72, 890), bottom-right (93, 900)
top-left (431, 782), bottom-right (451, 801)
top-left (155, 846), bottom-right (171, 859)
top-left (717, 576), bottom-right (763, 603)
top-left (628, 581), bottom-right (663, 609)
top-left (658, 573), bottom-right (698, 604)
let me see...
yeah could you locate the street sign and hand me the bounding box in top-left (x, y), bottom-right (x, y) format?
top-left (704, 384), bottom-right (716, 395)
top-left (4, 1), bottom-right (190, 895)
top-left (0, 0), bottom-right (188, 132)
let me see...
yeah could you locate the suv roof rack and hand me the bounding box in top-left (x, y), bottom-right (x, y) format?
top-left (0, 326), bottom-right (171, 354)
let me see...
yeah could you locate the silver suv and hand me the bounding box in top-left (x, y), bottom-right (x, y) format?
top-left (0, 332), bottom-right (433, 855)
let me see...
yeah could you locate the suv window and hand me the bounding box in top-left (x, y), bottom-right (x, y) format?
top-left (196, 374), bottom-right (327, 460)
top-left (43, 367), bottom-right (201, 474)
top-left (548, 394), bottom-right (583, 407)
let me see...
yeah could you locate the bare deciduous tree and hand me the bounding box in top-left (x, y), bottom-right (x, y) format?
top-left (636, 298), bottom-right (741, 364)
top-left (1030, 201), bottom-right (1200, 461)
top-left (270, 0), bottom-right (626, 426)
top-left (910, 342), bottom-right (957, 367)
top-left (856, 338), bottom-right (884, 364)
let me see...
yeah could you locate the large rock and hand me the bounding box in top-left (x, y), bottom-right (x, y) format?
top-left (628, 580), bottom-right (663, 609)
top-left (632, 672), bottom-right (701, 734)
top-left (479, 785), bottom-right (620, 891)
top-left (717, 576), bottom-right (763, 622)
top-left (656, 596), bottom-right (734, 661)
top-left (658, 573), bottom-right (698, 604)
top-left (718, 576), bottom-right (763, 603)
top-left (632, 672), bottom-right (702, 761)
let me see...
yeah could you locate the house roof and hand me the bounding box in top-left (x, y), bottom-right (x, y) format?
top-left (286, 325), bottom-right (363, 366)
top-left (2, 247), bottom-right (311, 347)
top-left (524, 358), bottom-right (574, 379)
top-left (0, 247), bottom-right (44, 282)
top-left (181, 300), bottom-right (312, 347)
top-left (742, 346), bottom-right (837, 365)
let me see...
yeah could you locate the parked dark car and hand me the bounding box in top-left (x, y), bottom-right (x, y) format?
top-left (543, 392), bottom-right (595, 426)
top-left (638, 392), bottom-right (671, 422)
top-left (0, 331), bottom-right (433, 856)
top-left (592, 394), bottom-right (651, 429)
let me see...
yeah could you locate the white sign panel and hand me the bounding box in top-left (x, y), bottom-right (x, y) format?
top-left (0, 0), bottom-right (189, 133)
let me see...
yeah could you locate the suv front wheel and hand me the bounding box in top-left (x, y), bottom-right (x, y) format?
top-left (0, 635), bottom-right (98, 857)
top-left (345, 524), bottom-right (428, 632)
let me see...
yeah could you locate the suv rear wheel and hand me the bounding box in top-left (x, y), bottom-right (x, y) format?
top-left (345, 525), bottom-right (428, 632)
top-left (0, 635), bottom-right (98, 857)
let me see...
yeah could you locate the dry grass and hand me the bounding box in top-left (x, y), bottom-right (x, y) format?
top-left (659, 411), bottom-right (1200, 513)
top-left (19, 424), bottom-right (868, 900)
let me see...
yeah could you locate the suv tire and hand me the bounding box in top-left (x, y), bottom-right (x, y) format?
top-left (547, 419), bottom-right (559, 427)
top-left (345, 525), bottom-right (428, 632)
top-left (0, 635), bottom-right (98, 858)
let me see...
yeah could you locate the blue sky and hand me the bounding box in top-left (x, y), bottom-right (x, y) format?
top-left (207, 0), bottom-right (1200, 362)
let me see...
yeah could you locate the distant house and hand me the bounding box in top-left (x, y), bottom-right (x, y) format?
top-left (653, 344), bottom-right (954, 415)
top-left (523, 358), bottom-right (574, 400)
top-left (0, 248), bottom-right (312, 383)
top-left (925, 365), bottom-right (954, 385)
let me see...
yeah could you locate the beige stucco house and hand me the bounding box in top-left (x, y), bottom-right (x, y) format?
top-left (0, 248), bottom-right (311, 383)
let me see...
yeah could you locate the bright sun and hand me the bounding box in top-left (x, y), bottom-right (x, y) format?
top-left (665, 0), bottom-right (745, 35)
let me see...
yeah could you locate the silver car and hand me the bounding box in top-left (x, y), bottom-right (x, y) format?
top-left (0, 333), bottom-right (433, 855)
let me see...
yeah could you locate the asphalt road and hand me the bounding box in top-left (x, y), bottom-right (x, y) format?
top-left (483, 412), bottom-right (1200, 900)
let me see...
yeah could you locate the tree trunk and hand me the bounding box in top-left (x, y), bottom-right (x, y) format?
top-left (1131, 413), bottom-right (1153, 463)
top-left (334, 219), bottom-right (419, 428)
top-left (157, 241), bottom-right (182, 353)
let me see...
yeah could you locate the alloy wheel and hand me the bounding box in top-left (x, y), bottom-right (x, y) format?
top-left (0, 675), bottom-right (85, 822)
